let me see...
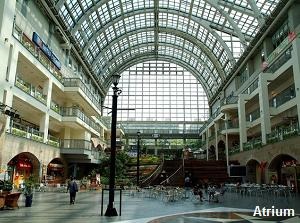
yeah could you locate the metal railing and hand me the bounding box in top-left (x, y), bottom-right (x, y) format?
top-left (60, 139), bottom-right (92, 150)
top-left (220, 95), bottom-right (238, 106)
top-left (61, 107), bottom-right (100, 133)
top-left (63, 78), bottom-right (101, 109)
top-left (265, 45), bottom-right (293, 73)
top-left (269, 84), bottom-right (295, 108)
top-left (50, 101), bottom-right (61, 114)
top-left (229, 145), bottom-right (240, 155)
top-left (47, 135), bottom-right (60, 147)
top-left (7, 121), bottom-right (44, 143)
top-left (246, 108), bottom-right (260, 122)
top-left (15, 76), bottom-right (47, 104)
top-left (242, 137), bottom-right (262, 151)
top-left (13, 25), bottom-right (63, 82)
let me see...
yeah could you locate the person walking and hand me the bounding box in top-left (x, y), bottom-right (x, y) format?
top-left (67, 176), bottom-right (78, 204)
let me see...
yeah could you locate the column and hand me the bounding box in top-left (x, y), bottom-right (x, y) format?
top-left (224, 114), bottom-right (229, 168)
top-left (288, 2), bottom-right (300, 30)
top-left (238, 94), bottom-right (249, 151)
top-left (4, 90), bottom-right (13, 129)
top-left (206, 129), bottom-right (209, 161)
top-left (43, 79), bottom-right (53, 108)
top-left (258, 72), bottom-right (272, 144)
top-left (0, 0), bottom-right (16, 101)
top-left (214, 123), bottom-right (218, 160)
top-left (292, 35), bottom-right (300, 128)
top-left (40, 114), bottom-right (49, 143)
top-left (0, 0), bottom-right (16, 40)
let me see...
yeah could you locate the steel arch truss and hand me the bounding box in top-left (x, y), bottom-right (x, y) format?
top-left (52, 0), bottom-right (281, 98)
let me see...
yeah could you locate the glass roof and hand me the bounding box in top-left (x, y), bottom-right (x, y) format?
top-left (50, 0), bottom-right (281, 99)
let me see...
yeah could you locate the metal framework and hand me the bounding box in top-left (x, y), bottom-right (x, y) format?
top-left (50, 0), bottom-right (281, 99)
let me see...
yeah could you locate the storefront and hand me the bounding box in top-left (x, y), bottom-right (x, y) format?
top-left (8, 159), bottom-right (33, 188)
top-left (46, 160), bottom-right (65, 184)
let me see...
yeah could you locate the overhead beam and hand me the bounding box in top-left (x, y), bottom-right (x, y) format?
top-left (91, 27), bottom-right (226, 79)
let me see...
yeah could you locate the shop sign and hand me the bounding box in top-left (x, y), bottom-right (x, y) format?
top-left (18, 162), bottom-right (32, 168)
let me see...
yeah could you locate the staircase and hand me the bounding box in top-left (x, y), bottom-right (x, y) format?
top-left (143, 159), bottom-right (228, 187)
top-left (184, 160), bottom-right (228, 185)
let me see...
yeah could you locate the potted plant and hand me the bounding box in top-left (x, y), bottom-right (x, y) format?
top-left (24, 176), bottom-right (35, 207)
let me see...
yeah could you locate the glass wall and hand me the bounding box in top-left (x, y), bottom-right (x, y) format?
top-left (104, 60), bottom-right (209, 122)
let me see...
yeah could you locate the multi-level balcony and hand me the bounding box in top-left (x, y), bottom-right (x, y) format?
top-left (60, 107), bottom-right (100, 136)
top-left (60, 139), bottom-right (101, 163)
top-left (269, 84), bottom-right (296, 115)
top-left (13, 25), bottom-right (63, 83)
top-left (15, 76), bottom-right (47, 105)
top-left (246, 108), bottom-right (260, 128)
top-left (63, 78), bottom-right (102, 116)
top-left (6, 121), bottom-right (59, 147)
top-left (220, 96), bottom-right (238, 112)
top-left (219, 120), bottom-right (239, 134)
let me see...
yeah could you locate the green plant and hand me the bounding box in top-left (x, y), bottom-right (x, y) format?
top-left (48, 140), bottom-right (59, 147)
top-left (31, 134), bottom-right (43, 142)
top-left (0, 180), bottom-right (13, 192)
top-left (24, 176), bottom-right (36, 196)
top-left (100, 176), bottom-right (109, 185)
top-left (11, 127), bottom-right (27, 137)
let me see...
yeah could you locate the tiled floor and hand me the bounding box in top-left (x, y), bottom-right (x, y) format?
top-left (0, 190), bottom-right (299, 223)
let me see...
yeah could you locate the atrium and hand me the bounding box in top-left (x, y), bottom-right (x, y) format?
top-left (0, 0), bottom-right (300, 222)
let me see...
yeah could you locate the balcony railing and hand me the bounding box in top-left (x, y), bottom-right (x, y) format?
top-left (229, 145), bottom-right (240, 155)
top-left (15, 76), bottom-right (47, 104)
top-left (7, 121), bottom-right (44, 143)
top-left (246, 108), bottom-right (260, 122)
top-left (61, 107), bottom-right (100, 133)
top-left (60, 139), bottom-right (92, 150)
top-left (269, 84), bottom-right (295, 108)
top-left (265, 46), bottom-right (292, 73)
top-left (50, 101), bottom-right (61, 114)
top-left (13, 25), bottom-right (63, 82)
top-left (219, 120), bottom-right (239, 131)
top-left (48, 135), bottom-right (60, 147)
top-left (220, 96), bottom-right (238, 106)
top-left (243, 137), bottom-right (262, 151)
top-left (63, 78), bottom-right (101, 109)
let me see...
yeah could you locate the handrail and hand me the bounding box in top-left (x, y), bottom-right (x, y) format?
top-left (160, 165), bottom-right (183, 186)
top-left (140, 160), bottom-right (164, 187)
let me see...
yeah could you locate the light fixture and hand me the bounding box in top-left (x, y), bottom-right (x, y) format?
top-left (112, 74), bottom-right (121, 87)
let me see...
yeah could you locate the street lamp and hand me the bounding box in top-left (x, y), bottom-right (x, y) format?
top-left (105, 74), bottom-right (121, 217)
top-left (136, 131), bottom-right (141, 187)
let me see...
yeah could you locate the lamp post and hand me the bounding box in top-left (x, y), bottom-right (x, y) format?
top-left (136, 131), bottom-right (141, 187)
top-left (105, 74), bottom-right (121, 217)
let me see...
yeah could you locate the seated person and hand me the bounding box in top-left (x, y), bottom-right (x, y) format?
top-left (193, 184), bottom-right (203, 201)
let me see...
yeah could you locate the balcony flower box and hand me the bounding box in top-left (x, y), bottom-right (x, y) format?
top-left (31, 134), bottom-right (43, 143)
top-left (11, 127), bottom-right (27, 138)
top-left (16, 81), bottom-right (30, 94)
top-left (35, 93), bottom-right (46, 104)
top-left (48, 140), bottom-right (60, 147)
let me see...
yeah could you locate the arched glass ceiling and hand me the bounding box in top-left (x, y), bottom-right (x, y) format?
top-left (50, 0), bottom-right (281, 99)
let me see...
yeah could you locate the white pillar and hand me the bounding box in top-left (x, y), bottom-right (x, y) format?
top-left (258, 72), bottom-right (272, 144)
top-left (292, 37), bottom-right (300, 128)
top-left (206, 129), bottom-right (209, 161)
top-left (238, 94), bottom-right (249, 151)
top-left (43, 79), bottom-right (53, 108)
top-left (40, 114), bottom-right (49, 143)
top-left (214, 123), bottom-right (218, 160)
top-left (224, 114), bottom-right (229, 168)
top-left (0, 0), bottom-right (16, 101)
top-left (0, 0), bottom-right (16, 40)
